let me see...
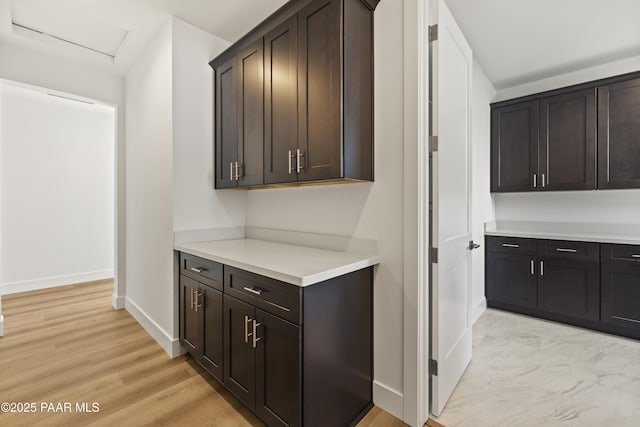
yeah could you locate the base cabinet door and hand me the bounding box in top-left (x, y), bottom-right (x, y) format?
top-left (538, 258), bottom-right (600, 322)
top-left (224, 295), bottom-right (256, 410)
top-left (255, 309), bottom-right (301, 427)
top-left (201, 286), bottom-right (223, 381)
top-left (486, 252), bottom-right (538, 309)
top-left (601, 244), bottom-right (640, 334)
top-left (179, 275), bottom-right (200, 353)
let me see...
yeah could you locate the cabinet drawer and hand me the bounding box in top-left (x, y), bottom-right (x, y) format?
top-left (180, 253), bottom-right (223, 291)
top-left (601, 243), bottom-right (640, 263)
top-left (486, 236), bottom-right (537, 255)
top-left (224, 266), bottom-right (301, 325)
top-left (538, 240), bottom-right (599, 262)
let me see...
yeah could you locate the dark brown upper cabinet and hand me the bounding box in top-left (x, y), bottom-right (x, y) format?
top-left (539, 88), bottom-right (596, 191)
top-left (491, 71), bottom-right (640, 193)
top-left (598, 77), bottom-right (640, 189)
top-left (491, 100), bottom-right (539, 192)
top-left (211, 0), bottom-right (378, 189)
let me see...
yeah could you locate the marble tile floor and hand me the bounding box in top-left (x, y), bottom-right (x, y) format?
top-left (434, 309), bottom-right (640, 427)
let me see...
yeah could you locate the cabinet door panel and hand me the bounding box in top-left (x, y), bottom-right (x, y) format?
top-left (215, 58), bottom-right (238, 189)
top-left (486, 252), bottom-right (537, 308)
top-left (237, 39), bottom-right (264, 187)
top-left (598, 77), bottom-right (640, 189)
top-left (540, 89), bottom-right (596, 191)
top-left (538, 258), bottom-right (599, 322)
top-left (255, 309), bottom-right (301, 427)
top-left (298, 0), bottom-right (342, 182)
top-left (601, 261), bottom-right (640, 331)
top-left (265, 16), bottom-right (298, 185)
top-left (179, 276), bottom-right (200, 353)
top-left (201, 286), bottom-right (223, 382)
top-left (223, 295), bottom-right (256, 410)
top-left (491, 100), bottom-right (539, 192)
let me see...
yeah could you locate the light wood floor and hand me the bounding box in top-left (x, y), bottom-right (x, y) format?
top-left (0, 281), bottom-right (409, 427)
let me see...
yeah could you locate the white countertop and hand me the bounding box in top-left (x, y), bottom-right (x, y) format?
top-left (485, 221), bottom-right (640, 245)
top-left (175, 238), bottom-right (380, 287)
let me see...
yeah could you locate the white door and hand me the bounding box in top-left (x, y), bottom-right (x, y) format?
top-left (430, 0), bottom-right (473, 417)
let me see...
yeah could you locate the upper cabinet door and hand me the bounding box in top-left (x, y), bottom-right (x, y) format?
top-left (264, 16), bottom-right (299, 185)
top-left (539, 88), bottom-right (596, 191)
top-left (298, 0), bottom-right (342, 182)
top-left (491, 100), bottom-right (539, 192)
top-left (215, 57), bottom-right (238, 189)
top-left (237, 39), bottom-right (265, 187)
top-left (598, 77), bottom-right (640, 189)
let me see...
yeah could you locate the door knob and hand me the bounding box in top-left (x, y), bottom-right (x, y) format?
top-left (468, 240), bottom-right (481, 250)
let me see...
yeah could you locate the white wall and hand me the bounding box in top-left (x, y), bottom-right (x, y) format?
top-left (244, 1), bottom-right (415, 420)
top-left (124, 20), bottom-right (175, 354)
top-left (470, 59), bottom-right (496, 322)
top-left (0, 83), bottom-right (114, 294)
top-left (171, 18), bottom-right (246, 232)
top-left (0, 42), bottom-right (125, 328)
top-left (494, 55), bottom-right (640, 225)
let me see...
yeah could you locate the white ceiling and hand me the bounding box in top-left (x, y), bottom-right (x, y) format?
top-left (0, 0), bottom-right (287, 76)
top-left (445, 0), bottom-right (640, 90)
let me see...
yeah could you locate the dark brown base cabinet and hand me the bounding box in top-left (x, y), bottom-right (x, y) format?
top-left (178, 252), bottom-right (374, 427)
top-left (486, 237), bottom-right (640, 340)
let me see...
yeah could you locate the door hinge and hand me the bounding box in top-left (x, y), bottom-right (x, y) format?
top-left (431, 247), bottom-right (438, 263)
top-left (428, 25), bottom-right (438, 43)
top-left (429, 135), bottom-right (438, 153)
top-left (430, 359), bottom-right (438, 376)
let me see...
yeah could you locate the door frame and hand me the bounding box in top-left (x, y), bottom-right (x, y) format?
top-left (401, 0), bottom-right (431, 426)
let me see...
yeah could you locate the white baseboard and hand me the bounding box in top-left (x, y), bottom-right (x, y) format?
top-left (0, 314), bottom-right (4, 337)
top-left (472, 297), bottom-right (487, 325)
top-left (0, 270), bottom-right (114, 295)
top-left (373, 380), bottom-right (404, 421)
top-left (125, 297), bottom-right (181, 358)
top-left (112, 294), bottom-right (125, 310)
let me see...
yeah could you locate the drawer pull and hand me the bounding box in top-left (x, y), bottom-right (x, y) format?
top-left (190, 267), bottom-right (207, 273)
top-left (502, 243), bottom-right (520, 248)
top-left (556, 248), bottom-right (577, 253)
top-left (632, 255), bottom-right (640, 259)
top-left (264, 300), bottom-right (291, 312)
top-left (243, 286), bottom-right (263, 296)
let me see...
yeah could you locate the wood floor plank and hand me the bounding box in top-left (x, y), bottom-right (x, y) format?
top-left (0, 282), bottom-right (410, 427)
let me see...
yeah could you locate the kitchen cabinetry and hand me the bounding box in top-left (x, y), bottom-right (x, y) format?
top-left (601, 244), bottom-right (640, 338)
top-left (491, 100), bottom-right (539, 192)
top-left (178, 253), bottom-right (374, 427)
top-left (491, 71), bottom-right (640, 193)
top-left (537, 240), bottom-right (599, 322)
top-left (485, 236), bottom-right (538, 308)
top-left (486, 236), bottom-right (640, 340)
top-left (598, 77), bottom-right (640, 189)
top-left (179, 254), bottom-right (224, 381)
top-left (211, 0), bottom-right (378, 189)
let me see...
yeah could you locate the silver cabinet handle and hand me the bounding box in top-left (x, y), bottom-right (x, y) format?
top-left (243, 286), bottom-right (263, 296)
top-left (540, 260), bottom-right (544, 276)
top-left (556, 248), bottom-right (577, 253)
top-left (235, 161), bottom-right (240, 180)
top-left (542, 173), bottom-right (546, 188)
top-left (252, 320), bottom-right (262, 348)
top-left (190, 289), bottom-right (194, 310)
top-left (632, 255), bottom-right (640, 258)
top-left (244, 316), bottom-right (253, 343)
top-left (288, 150), bottom-right (293, 174)
top-left (533, 174), bottom-right (537, 188)
top-left (190, 267), bottom-right (205, 273)
top-left (296, 149), bottom-right (304, 173)
top-left (230, 162), bottom-right (234, 181)
top-left (530, 259), bottom-right (535, 275)
top-left (502, 243), bottom-right (520, 248)
top-left (194, 292), bottom-right (203, 312)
